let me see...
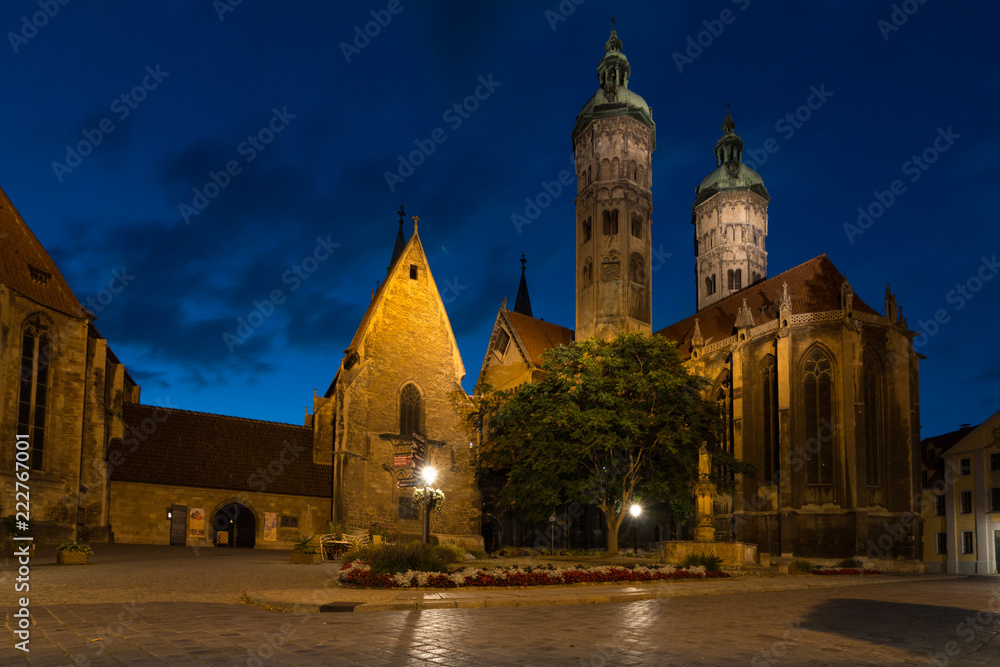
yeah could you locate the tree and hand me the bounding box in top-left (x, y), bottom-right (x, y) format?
top-left (474, 332), bottom-right (750, 555)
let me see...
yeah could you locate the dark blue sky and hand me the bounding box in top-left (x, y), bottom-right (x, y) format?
top-left (1, 2), bottom-right (996, 438)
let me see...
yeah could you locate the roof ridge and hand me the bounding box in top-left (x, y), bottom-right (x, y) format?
top-left (125, 402), bottom-right (310, 429)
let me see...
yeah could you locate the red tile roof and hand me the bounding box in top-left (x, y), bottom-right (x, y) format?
top-left (656, 254), bottom-right (879, 357)
top-left (110, 404), bottom-right (331, 497)
top-left (0, 185), bottom-right (86, 318)
top-left (504, 309), bottom-right (575, 367)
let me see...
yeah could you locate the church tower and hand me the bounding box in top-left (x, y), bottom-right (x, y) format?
top-left (572, 25), bottom-right (655, 341)
top-left (692, 111), bottom-right (770, 311)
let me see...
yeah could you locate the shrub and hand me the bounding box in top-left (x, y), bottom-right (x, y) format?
top-left (347, 542), bottom-right (449, 575)
top-left (434, 543), bottom-right (465, 564)
top-left (788, 558), bottom-right (815, 574)
top-left (56, 541), bottom-right (93, 554)
top-left (468, 548), bottom-right (487, 560)
top-left (680, 552), bottom-right (723, 572)
top-left (293, 535), bottom-right (319, 553)
top-left (836, 557), bottom-right (862, 569)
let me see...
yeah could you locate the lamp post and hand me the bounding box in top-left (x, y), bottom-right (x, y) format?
top-left (421, 466), bottom-right (437, 545)
top-left (630, 503), bottom-right (641, 556)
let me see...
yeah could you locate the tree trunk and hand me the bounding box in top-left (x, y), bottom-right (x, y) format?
top-left (599, 505), bottom-right (625, 556)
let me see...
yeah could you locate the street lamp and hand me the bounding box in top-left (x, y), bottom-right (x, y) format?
top-left (421, 465), bottom-right (438, 545)
top-left (630, 503), bottom-right (642, 556)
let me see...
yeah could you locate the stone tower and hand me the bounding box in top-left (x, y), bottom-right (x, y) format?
top-left (692, 111), bottom-right (770, 311)
top-left (572, 26), bottom-right (655, 341)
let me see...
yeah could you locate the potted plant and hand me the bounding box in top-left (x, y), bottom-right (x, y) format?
top-left (291, 535), bottom-right (322, 564)
top-left (325, 521), bottom-right (346, 540)
top-left (56, 541), bottom-right (93, 565)
top-left (368, 521), bottom-right (395, 545)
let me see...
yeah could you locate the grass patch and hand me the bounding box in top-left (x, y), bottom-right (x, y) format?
top-left (343, 542), bottom-right (467, 575)
top-left (788, 558), bottom-right (815, 575)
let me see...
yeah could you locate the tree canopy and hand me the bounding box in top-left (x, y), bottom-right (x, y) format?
top-left (473, 332), bottom-right (751, 555)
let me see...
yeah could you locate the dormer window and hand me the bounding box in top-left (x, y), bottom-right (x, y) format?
top-left (29, 265), bottom-right (50, 284)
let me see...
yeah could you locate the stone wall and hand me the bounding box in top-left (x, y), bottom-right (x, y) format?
top-left (109, 480), bottom-right (331, 549)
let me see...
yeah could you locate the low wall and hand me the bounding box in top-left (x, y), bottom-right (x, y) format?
top-left (656, 540), bottom-right (759, 566)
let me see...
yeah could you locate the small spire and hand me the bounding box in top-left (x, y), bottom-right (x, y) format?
top-left (412, 215), bottom-right (419, 234)
top-left (388, 204), bottom-right (406, 274)
top-left (735, 298), bottom-right (756, 329)
top-left (513, 253), bottom-right (533, 317)
top-left (692, 318), bottom-right (704, 348)
top-left (779, 282), bottom-right (792, 311)
top-left (714, 107), bottom-right (744, 167)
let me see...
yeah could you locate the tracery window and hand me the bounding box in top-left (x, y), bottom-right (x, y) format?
top-left (18, 318), bottom-right (52, 470)
top-left (803, 347), bottom-right (834, 485)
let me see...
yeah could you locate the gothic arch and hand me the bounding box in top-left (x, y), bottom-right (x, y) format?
top-left (18, 314), bottom-right (55, 471)
top-left (862, 347), bottom-right (886, 491)
top-left (799, 343), bottom-right (837, 486)
top-left (398, 381), bottom-right (425, 439)
top-left (760, 354), bottom-right (779, 483)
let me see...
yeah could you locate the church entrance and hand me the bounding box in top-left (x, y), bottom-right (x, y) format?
top-left (213, 502), bottom-right (256, 549)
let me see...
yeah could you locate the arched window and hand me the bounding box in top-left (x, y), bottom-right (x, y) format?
top-left (581, 260), bottom-right (593, 289)
top-left (611, 157), bottom-right (620, 179)
top-left (629, 254), bottom-right (645, 283)
top-left (727, 269), bottom-right (734, 290)
top-left (761, 355), bottom-right (779, 483)
top-left (602, 210), bottom-right (612, 235)
top-left (600, 158), bottom-right (610, 181)
top-left (631, 213), bottom-right (643, 239)
top-left (803, 347), bottom-right (834, 485)
top-left (863, 349), bottom-right (884, 488)
top-left (715, 370), bottom-right (734, 460)
top-left (610, 209), bottom-right (619, 234)
top-left (582, 217), bottom-right (592, 243)
top-left (18, 318), bottom-right (52, 470)
top-left (399, 383), bottom-right (421, 439)
top-left (705, 274), bottom-right (717, 296)
top-left (734, 269), bottom-right (742, 291)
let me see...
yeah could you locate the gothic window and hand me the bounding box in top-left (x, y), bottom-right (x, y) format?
top-left (727, 269), bottom-right (734, 291)
top-left (734, 269), bottom-right (742, 291)
top-left (761, 355), bottom-right (779, 483)
top-left (18, 318), bottom-right (52, 470)
top-left (611, 209), bottom-right (619, 234)
top-left (631, 213), bottom-right (643, 239)
top-left (602, 210), bottom-right (612, 235)
top-left (715, 370), bottom-right (734, 458)
top-left (581, 260), bottom-right (593, 289)
top-left (863, 349), bottom-right (884, 487)
top-left (802, 347), bottom-right (834, 485)
top-left (582, 217), bottom-right (592, 243)
top-left (629, 253), bottom-right (645, 283)
top-left (399, 383), bottom-right (421, 439)
top-left (492, 328), bottom-right (511, 356)
top-left (705, 274), bottom-right (717, 296)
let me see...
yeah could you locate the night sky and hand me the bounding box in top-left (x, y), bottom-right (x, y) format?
top-left (1, 2), bottom-right (996, 439)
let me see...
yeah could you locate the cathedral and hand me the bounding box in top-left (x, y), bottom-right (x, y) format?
top-left (0, 26), bottom-right (921, 560)
top-left (479, 27), bottom-right (922, 559)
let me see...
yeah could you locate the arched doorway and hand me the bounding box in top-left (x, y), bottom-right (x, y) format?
top-left (212, 502), bottom-right (256, 548)
top-left (481, 514), bottom-right (503, 554)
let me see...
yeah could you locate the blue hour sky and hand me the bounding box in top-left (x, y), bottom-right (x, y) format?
top-left (1, 1), bottom-right (996, 439)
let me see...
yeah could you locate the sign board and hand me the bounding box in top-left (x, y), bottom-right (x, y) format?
top-left (397, 478), bottom-right (418, 488)
top-left (411, 430), bottom-right (426, 464)
top-left (393, 454), bottom-right (413, 468)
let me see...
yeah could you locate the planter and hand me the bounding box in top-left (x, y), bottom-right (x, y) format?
top-left (371, 535), bottom-right (384, 546)
top-left (57, 552), bottom-right (89, 565)
top-left (290, 551), bottom-right (322, 564)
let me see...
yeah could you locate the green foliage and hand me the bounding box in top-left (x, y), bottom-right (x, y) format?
top-left (434, 543), bottom-right (465, 563)
top-left (475, 333), bottom-right (754, 553)
top-left (345, 542), bottom-right (450, 575)
top-left (293, 535), bottom-right (319, 553)
top-left (836, 557), bottom-right (862, 569)
top-left (468, 548), bottom-right (488, 560)
top-left (788, 558), bottom-right (815, 574)
top-left (680, 552), bottom-right (723, 572)
top-left (2, 515), bottom-right (33, 537)
top-left (56, 541), bottom-right (93, 554)
top-left (325, 521), bottom-right (346, 539)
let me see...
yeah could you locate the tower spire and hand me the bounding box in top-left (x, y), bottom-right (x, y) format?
top-left (513, 253), bottom-right (532, 317)
top-left (388, 204), bottom-right (406, 274)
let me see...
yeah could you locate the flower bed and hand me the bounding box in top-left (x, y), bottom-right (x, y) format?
top-left (811, 567), bottom-right (882, 575)
top-left (338, 562), bottom-right (728, 589)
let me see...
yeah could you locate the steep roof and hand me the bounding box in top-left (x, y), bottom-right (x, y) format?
top-left (656, 254), bottom-right (879, 356)
top-left (0, 185), bottom-right (85, 318)
top-left (110, 404), bottom-right (330, 497)
top-left (503, 309), bottom-right (574, 367)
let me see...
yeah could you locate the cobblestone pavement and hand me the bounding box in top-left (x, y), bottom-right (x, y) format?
top-left (5, 576), bottom-right (1000, 665)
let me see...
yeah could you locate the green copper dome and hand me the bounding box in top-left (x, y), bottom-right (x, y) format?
top-left (694, 112), bottom-right (768, 205)
top-left (571, 28), bottom-right (655, 146)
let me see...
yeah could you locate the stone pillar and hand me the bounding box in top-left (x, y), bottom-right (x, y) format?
top-left (695, 444), bottom-right (716, 542)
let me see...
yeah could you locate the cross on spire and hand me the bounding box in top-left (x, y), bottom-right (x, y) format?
top-left (610, 16), bottom-right (616, 30)
top-left (520, 252), bottom-right (527, 272)
top-left (411, 215), bottom-right (419, 233)
top-left (726, 101), bottom-right (731, 113)
top-left (397, 204), bottom-right (405, 222)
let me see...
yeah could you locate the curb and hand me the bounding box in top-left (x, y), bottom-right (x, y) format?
top-left (244, 574), bottom-right (964, 614)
